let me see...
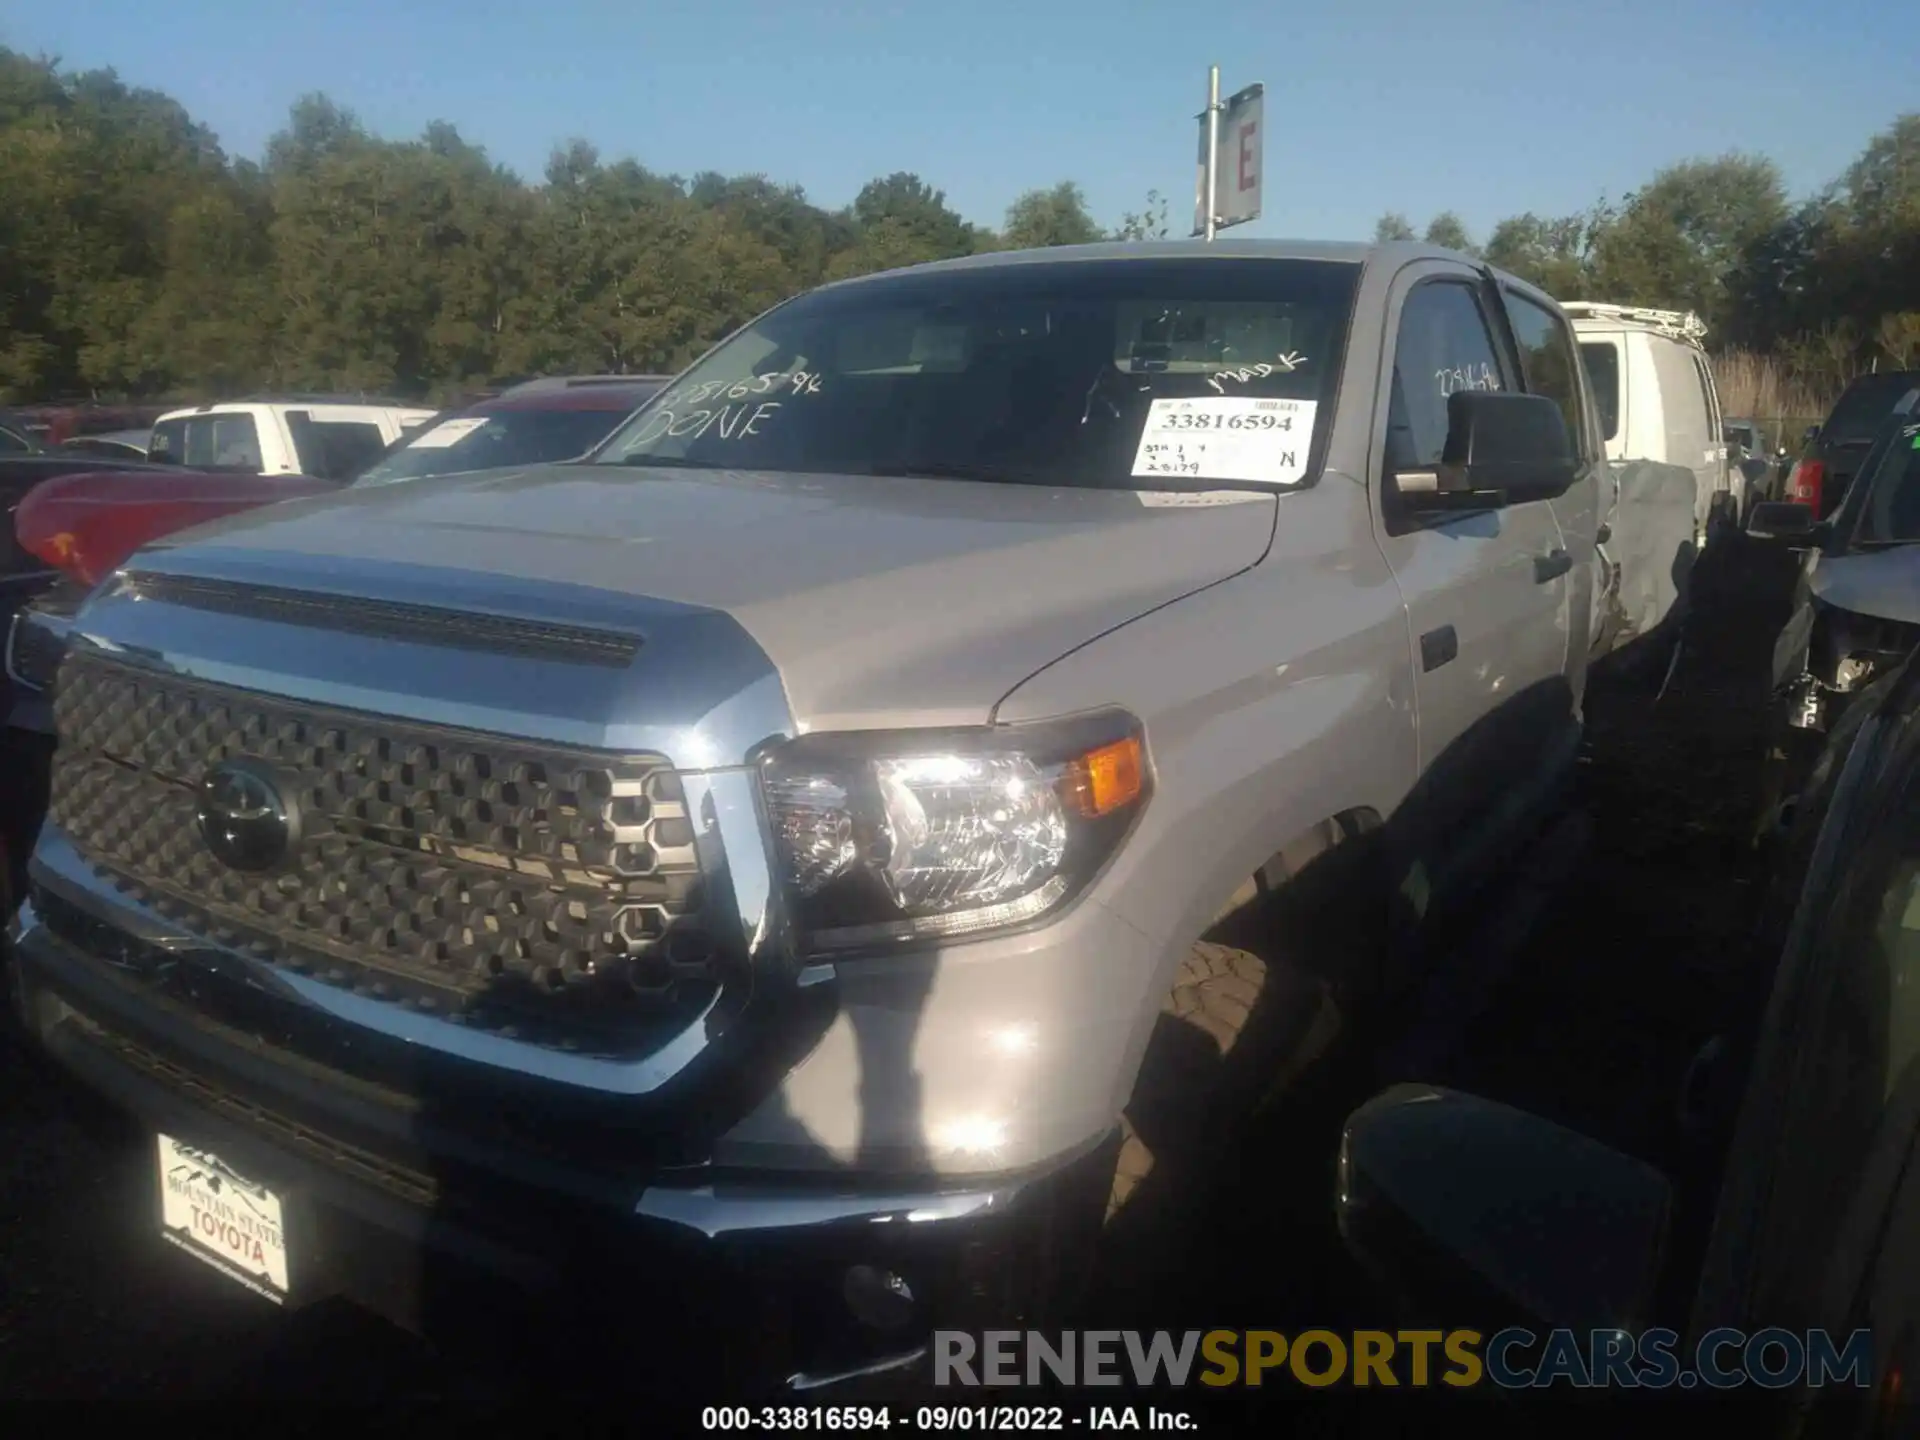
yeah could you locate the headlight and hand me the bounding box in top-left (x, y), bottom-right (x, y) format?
top-left (759, 710), bottom-right (1150, 954)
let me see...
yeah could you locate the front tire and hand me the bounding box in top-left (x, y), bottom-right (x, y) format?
top-left (1106, 940), bottom-right (1340, 1222)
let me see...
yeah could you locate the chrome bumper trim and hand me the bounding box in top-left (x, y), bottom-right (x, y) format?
top-left (634, 1182), bottom-right (1015, 1239)
top-left (680, 767), bottom-right (797, 983)
top-left (787, 1347), bottom-right (929, 1393)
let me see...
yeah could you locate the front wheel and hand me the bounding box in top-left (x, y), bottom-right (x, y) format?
top-left (1105, 939), bottom-right (1341, 1224)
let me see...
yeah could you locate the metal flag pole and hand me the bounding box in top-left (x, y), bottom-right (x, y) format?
top-left (1204, 65), bottom-right (1221, 242)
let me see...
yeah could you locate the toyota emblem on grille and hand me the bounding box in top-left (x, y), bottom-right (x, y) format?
top-left (196, 758), bottom-right (300, 872)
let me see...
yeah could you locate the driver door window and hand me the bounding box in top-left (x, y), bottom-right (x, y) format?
top-left (1385, 281), bottom-right (1507, 476)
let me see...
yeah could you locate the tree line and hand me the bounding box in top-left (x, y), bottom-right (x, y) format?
top-left (1374, 113), bottom-right (1920, 405)
top-left (0, 47), bottom-right (1112, 404)
top-left (2, 45), bottom-right (1913, 407)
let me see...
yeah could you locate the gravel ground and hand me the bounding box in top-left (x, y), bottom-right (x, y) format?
top-left (0, 535), bottom-right (1803, 1431)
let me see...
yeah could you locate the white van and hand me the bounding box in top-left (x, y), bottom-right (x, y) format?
top-left (1566, 303), bottom-right (1734, 543)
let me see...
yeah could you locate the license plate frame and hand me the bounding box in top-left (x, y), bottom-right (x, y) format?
top-left (156, 1133), bottom-right (290, 1305)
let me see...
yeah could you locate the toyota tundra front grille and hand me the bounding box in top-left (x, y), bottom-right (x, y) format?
top-left (49, 650), bottom-right (718, 1049)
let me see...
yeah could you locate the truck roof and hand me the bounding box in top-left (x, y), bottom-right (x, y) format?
top-left (1561, 302), bottom-right (1709, 346)
top-left (155, 398), bottom-right (437, 423)
top-left (814, 237), bottom-right (1563, 313)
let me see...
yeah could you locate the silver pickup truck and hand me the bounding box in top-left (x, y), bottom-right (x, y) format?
top-left (9, 240), bottom-right (1621, 1391)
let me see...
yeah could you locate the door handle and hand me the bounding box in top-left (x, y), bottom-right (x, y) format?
top-left (1534, 548), bottom-right (1573, 583)
top-left (1419, 625), bottom-right (1458, 672)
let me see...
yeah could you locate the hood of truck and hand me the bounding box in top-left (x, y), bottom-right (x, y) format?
top-left (132, 463), bottom-right (1278, 730)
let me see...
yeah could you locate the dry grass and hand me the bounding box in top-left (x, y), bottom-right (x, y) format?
top-left (1711, 350), bottom-right (1836, 425)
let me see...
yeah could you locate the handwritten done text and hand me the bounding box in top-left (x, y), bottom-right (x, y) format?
top-left (626, 370), bottom-right (824, 451)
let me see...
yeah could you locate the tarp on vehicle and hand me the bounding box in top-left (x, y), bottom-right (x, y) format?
top-left (1599, 457), bottom-right (1697, 650)
top-left (13, 468), bottom-right (340, 587)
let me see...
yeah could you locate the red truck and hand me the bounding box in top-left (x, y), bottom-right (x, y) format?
top-left (1, 467), bottom-right (341, 905)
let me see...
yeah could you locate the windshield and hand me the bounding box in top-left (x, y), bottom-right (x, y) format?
top-left (355, 406), bottom-right (634, 486)
top-left (1828, 373), bottom-right (1920, 443)
top-left (1854, 421), bottom-right (1920, 545)
top-left (594, 257), bottom-right (1360, 488)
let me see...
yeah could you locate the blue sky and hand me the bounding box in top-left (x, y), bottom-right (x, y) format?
top-left (3, 0), bottom-right (1913, 242)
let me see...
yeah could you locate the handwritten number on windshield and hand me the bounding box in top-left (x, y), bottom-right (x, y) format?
top-left (655, 371), bottom-right (822, 410)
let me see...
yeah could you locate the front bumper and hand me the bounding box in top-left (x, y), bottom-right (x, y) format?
top-left (6, 886), bottom-right (1115, 1393)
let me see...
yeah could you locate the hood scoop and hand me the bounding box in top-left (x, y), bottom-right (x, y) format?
top-left (116, 570), bottom-right (644, 669)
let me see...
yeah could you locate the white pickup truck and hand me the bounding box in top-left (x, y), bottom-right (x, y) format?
top-left (147, 397), bottom-right (438, 481)
top-left (9, 240), bottom-right (1677, 1394)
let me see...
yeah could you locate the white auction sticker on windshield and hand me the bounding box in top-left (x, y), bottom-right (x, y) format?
top-left (1131, 397), bottom-right (1315, 484)
top-left (409, 417), bottom-right (489, 449)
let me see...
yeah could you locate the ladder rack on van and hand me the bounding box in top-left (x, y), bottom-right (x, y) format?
top-left (1560, 302), bottom-right (1709, 346)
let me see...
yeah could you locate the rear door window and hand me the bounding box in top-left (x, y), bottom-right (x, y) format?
top-left (202, 414), bottom-right (264, 470)
top-left (288, 414), bottom-right (388, 480)
top-left (148, 414), bottom-right (264, 470)
top-left (1503, 291), bottom-right (1592, 462)
top-left (1580, 342), bottom-right (1622, 442)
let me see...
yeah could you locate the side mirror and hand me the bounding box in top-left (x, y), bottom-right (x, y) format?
top-left (1394, 391), bottom-right (1578, 511)
top-left (1338, 1085), bottom-right (1672, 1334)
top-left (1747, 500), bottom-right (1818, 540)
top-left (1803, 424), bottom-right (1821, 446)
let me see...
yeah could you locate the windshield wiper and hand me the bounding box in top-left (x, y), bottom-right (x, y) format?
top-left (608, 454), bottom-right (723, 470)
top-left (867, 462), bottom-right (1048, 486)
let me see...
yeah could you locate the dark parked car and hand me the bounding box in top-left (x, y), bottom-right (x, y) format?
top-left (1339, 644), bottom-right (1920, 1434)
top-left (1745, 387), bottom-right (1920, 834)
top-left (1783, 371), bottom-right (1920, 520)
top-left (57, 429), bottom-right (152, 461)
top-left (350, 374), bottom-right (670, 487)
